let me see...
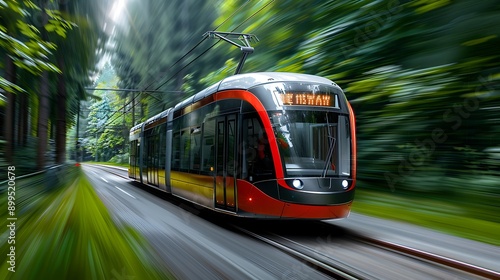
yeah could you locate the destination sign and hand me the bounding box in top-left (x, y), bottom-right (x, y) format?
top-left (278, 92), bottom-right (334, 107)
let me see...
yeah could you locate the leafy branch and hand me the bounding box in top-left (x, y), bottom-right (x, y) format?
top-left (0, 0), bottom-right (75, 93)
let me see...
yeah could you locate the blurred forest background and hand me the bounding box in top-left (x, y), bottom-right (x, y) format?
top-left (1, 1), bottom-right (499, 228)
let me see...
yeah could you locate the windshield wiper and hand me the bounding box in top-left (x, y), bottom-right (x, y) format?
top-left (322, 114), bottom-right (336, 177)
top-left (322, 136), bottom-right (336, 177)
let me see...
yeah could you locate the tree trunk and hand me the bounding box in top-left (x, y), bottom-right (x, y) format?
top-left (37, 70), bottom-right (50, 170)
top-left (17, 92), bottom-right (28, 147)
top-left (36, 2), bottom-right (50, 170)
top-left (3, 55), bottom-right (16, 164)
top-left (55, 56), bottom-right (66, 164)
top-left (75, 103), bottom-right (80, 161)
top-left (55, 0), bottom-right (69, 164)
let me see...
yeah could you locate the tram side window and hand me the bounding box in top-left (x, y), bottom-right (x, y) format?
top-left (227, 119), bottom-right (236, 177)
top-left (142, 136), bottom-right (148, 170)
top-left (172, 131), bottom-right (180, 170)
top-left (242, 115), bottom-right (275, 181)
top-left (130, 140), bottom-right (138, 167)
top-left (129, 140), bottom-right (134, 165)
top-left (190, 126), bottom-right (201, 172)
top-left (180, 129), bottom-right (190, 171)
top-left (201, 119), bottom-right (215, 174)
top-left (159, 126), bottom-right (166, 169)
top-left (339, 115), bottom-right (351, 176)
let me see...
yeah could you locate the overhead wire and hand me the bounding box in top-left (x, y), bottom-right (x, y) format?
top-left (128, 0), bottom-right (252, 98)
top-left (96, 0), bottom-right (272, 133)
top-left (152, 0), bottom-right (272, 92)
top-left (151, 0), bottom-right (253, 92)
top-left (230, 0), bottom-right (275, 33)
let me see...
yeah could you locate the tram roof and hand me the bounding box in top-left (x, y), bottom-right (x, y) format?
top-left (145, 109), bottom-right (169, 124)
top-left (218, 72), bottom-right (338, 91)
top-left (189, 72), bottom-right (340, 107)
top-left (132, 72), bottom-right (341, 132)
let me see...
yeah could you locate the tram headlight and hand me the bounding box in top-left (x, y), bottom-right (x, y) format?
top-left (292, 179), bottom-right (304, 190)
top-left (342, 180), bottom-right (349, 189)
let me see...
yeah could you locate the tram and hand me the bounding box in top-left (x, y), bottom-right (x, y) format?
top-left (129, 72), bottom-right (356, 219)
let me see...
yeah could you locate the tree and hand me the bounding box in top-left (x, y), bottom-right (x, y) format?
top-left (205, 0), bottom-right (500, 198)
top-left (85, 83), bottom-right (129, 162)
top-left (1, 0), bottom-right (110, 170)
top-left (1, 0), bottom-right (61, 164)
top-left (112, 0), bottom-right (223, 120)
top-left (52, 0), bottom-right (110, 164)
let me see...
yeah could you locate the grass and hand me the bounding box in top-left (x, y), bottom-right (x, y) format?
top-left (352, 189), bottom-right (500, 246)
top-left (87, 161), bottom-right (129, 168)
top-left (0, 166), bottom-right (170, 280)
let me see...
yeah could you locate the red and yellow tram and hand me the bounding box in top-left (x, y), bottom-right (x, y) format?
top-left (129, 72), bottom-right (356, 219)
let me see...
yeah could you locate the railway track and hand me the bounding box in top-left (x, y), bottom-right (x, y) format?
top-left (236, 226), bottom-right (364, 279)
top-left (353, 235), bottom-right (500, 279)
top-left (89, 164), bottom-right (500, 279)
top-left (233, 221), bottom-right (499, 280)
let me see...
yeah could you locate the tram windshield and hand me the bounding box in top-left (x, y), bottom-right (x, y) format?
top-left (270, 110), bottom-right (351, 177)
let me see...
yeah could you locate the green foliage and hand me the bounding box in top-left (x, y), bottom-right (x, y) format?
top-left (353, 189), bottom-right (500, 246)
top-left (0, 0), bottom-right (80, 93)
top-left (0, 167), bottom-right (168, 279)
top-left (86, 93), bottom-right (113, 160)
top-left (109, 153), bottom-right (129, 164)
top-left (112, 0), bottom-right (224, 114)
top-left (1, 0), bottom-right (110, 169)
top-left (210, 1), bottom-right (500, 174)
top-left (44, 9), bottom-right (76, 38)
top-left (84, 67), bottom-right (130, 162)
top-left (0, 77), bottom-right (24, 93)
top-left (200, 59), bottom-right (238, 85)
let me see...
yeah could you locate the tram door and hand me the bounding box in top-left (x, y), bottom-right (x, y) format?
top-left (214, 114), bottom-right (237, 211)
top-left (129, 140), bottom-right (139, 179)
top-left (147, 135), bottom-right (159, 186)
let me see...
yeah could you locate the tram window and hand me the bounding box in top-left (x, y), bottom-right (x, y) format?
top-left (130, 140), bottom-right (135, 160)
top-left (190, 126), bottom-right (201, 172)
top-left (180, 129), bottom-right (190, 171)
top-left (240, 118), bottom-right (256, 179)
top-left (159, 126), bottom-right (166, 169)
top-left (242, 115), bottom-right (275, 181)
top-left (172, 131), bottom-right (180, 170)
top-left (142, 135), bottom-right (148, 170)
top-left (129, 140), bottom-right (138, 167)
top-left (136, 141), bottom-right (140, 167)
top-left (339, 116), bottom-right (351, 176)
top-left (201, 119), bottom-right (215, 174)
top-left (216, 121), bottom-right (224, 176)
top-left (145, 132), bottom-right (158, 170)
top-left (227, 119), bottom-right (236, 177)
top-left (218, 99), bottom-right (242, 113)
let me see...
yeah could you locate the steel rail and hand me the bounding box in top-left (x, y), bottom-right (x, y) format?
top-left (354, 235), bottom-right (500, 279)
top-left (235, 226), bottom-right (362, 280)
